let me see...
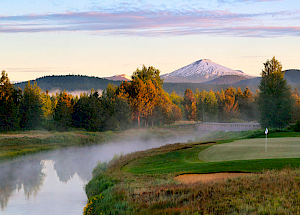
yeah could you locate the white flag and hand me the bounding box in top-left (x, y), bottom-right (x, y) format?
top-left (265, 128), bottom-right (268, 135)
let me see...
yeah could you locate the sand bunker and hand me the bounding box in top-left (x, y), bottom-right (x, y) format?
top-left (175, 173), bottom-right (252, 184)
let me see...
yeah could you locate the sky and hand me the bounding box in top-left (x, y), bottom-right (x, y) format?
top-left (1, 0), bottom-right (300, 82)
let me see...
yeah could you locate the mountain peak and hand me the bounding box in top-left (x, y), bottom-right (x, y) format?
top-left (162, 59), bottom-right (252, 83)
top-left (104, 74), bottom-right (132, 81)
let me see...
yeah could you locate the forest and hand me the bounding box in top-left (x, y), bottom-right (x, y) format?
top-left (1, 61), bottom-right (300, 132)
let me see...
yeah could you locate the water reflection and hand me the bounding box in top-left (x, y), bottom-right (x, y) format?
top-left (0, 130), bottom-right (202, 214)
top-left (0, 159), bottom-right (45, 210)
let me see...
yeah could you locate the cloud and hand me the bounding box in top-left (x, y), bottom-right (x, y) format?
top-left (219, 0), bottom-right (285, 3)
top-left (0, 8), bottom-right (298, 37)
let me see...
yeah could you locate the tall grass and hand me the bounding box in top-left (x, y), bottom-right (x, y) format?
top-left (130, 168), bottom-right (300, 214)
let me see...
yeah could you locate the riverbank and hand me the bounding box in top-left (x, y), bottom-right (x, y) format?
top-left (0, 130), bottom-right (117, 162)
top-left (84, 129), bottom-right (300, 214)
top-left (0, 123), bottom-right (202, 162)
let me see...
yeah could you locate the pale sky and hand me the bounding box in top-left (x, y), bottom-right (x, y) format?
top-left (1, 0), bottom-right (300, 82)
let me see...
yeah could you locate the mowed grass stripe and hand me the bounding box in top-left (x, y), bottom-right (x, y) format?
top-left (199, 137), bottom-right (300, 162)
top-left (124, 137), bottom-right (300, 174)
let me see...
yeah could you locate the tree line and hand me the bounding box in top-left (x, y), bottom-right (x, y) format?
top-left (174, 86), bottom-right (259, 123)
top-left (0, 57), bottom-right (298, 132)
top-left (0, 66), bottom-right (181, 132)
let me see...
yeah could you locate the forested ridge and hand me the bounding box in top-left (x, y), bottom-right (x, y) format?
top-left (15, 75), bottom-right (122, 92)
top-left (14, 70), bottom-right (300, 96)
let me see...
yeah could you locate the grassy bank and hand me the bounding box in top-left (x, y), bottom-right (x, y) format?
top-left (0, 130), bottom-right (116, 161)
top-left (84, 130), bottom-right (300, 214)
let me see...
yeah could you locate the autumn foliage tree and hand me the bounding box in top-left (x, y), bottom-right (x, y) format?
top-left (120, 65), bottom-right (181, 126)
top-left (223, 87), bottom-right (239, 121)
top-left (184, 89), bottom-right (196, 121)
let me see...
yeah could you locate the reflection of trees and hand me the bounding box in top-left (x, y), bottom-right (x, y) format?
top-left (0, 159), bottom-right (45, 210)
top-left (52, 147), bottom-right (99, 182)
top-left (0, 146), bottom-right (105, 211)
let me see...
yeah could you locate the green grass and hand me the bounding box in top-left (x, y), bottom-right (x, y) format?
top-left (123, 142), bottom-right (300, 174)
top-left (199, 137), bottom-right (300, 162)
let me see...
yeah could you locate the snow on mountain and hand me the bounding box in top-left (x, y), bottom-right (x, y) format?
top-left (104, 74), bottom-right (132, 81)
top-left (162, 59), bottom-right (254, 83)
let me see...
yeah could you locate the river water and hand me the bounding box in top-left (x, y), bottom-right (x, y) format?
top-left (0, 132), bottom-right (198, 215)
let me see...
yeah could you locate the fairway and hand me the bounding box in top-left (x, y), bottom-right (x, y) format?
top-left (198, 137), bottom-right (300, 162)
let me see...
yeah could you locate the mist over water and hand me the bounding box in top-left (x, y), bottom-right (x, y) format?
top-left (0, 129), bottom-right (202, 215)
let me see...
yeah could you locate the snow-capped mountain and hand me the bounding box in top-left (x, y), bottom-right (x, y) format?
top-left (162, 59), bottom-right (253, 83)
top-left (104, 74), bottom-right (132, 81)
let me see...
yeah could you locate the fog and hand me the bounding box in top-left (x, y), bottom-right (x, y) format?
top-left (0, 128), bottom-right (205, 214)
top-left (48, 89), bottom-right (103, 97)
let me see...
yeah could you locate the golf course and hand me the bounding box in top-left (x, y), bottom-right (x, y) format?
top-left (199, 137), bottom-right (300, 162)
top-left (84, 129), bottom-right (300, 214)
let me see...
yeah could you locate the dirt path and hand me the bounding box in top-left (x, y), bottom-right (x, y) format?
top-left (175, 173), bottom-right (253, 184)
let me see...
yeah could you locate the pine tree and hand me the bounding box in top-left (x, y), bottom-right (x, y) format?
top-left (258, 57), bottom-right (293, 128)
top-left (0, 71), bottom-right (21, 131)
top-left (54, 91), bottom-right (74, 130)
top-left (19, 81), bottom-right (43, 129)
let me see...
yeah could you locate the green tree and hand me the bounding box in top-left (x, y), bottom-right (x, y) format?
top-left (0, 71), bottom-right (21, 131)
top-left (195, 89), bottom-right (205, 122)
top-left (73, 91), bottom-right (104, 131)
top-left (132, 65), bottom-right (163, 87)
top-left (204, 90), bottom-right (218, 121)
top-left (19, 81), bottom-right (44, 129)
top-left (54, 91), bottom-right (74, 130)
top-left (258, 57), bottom-right (293, 128)
top-left (41, 90), bottom-right (54, 119)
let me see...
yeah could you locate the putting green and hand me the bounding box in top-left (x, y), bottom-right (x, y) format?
top-left (198, 137), bottom-right (300, 162)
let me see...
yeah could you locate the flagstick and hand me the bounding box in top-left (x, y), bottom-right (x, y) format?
top-left (265, 127), bottom-right (268, 153)
top-left (265, 133), bottom-right (267, 153)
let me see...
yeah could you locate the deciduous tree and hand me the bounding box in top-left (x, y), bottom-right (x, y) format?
top-left (184, 89), bottom-right (196, 121)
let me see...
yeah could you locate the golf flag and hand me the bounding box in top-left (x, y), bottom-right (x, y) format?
top-left (265, 128), bottom-right (268, 135)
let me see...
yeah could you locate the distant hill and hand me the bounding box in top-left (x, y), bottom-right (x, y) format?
top-left (15, 75), bottom-right (122, 92)
top-left (13, 70), bottom-right (300, 97)
top-left (203, 75), bottom-right (249, 85)
top-left (284, 69), bottom-right (300, 85)
top-left (162, 59), bottom-right (254, 83)
top-left (234, 69), bottom-right (300, 89)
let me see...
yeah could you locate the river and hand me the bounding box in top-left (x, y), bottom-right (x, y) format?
top-left (0, 132), bottom-right (199, 215)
